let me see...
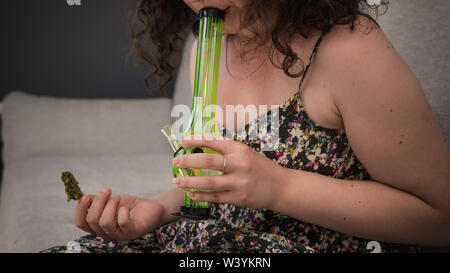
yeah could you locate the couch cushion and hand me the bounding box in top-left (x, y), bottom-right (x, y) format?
top-left (2, 91), bottom-right (173, 165)
top-left (0, 154), bottom-right (175, 252)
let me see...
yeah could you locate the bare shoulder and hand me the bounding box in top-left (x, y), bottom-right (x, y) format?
top-left (317, 15), bottom-right (397, 86)
top-left (315, 15), bottom-right (415, 120)
top-left (316, 16), bottom-right (450, 212)
top-left (321, 15), bottom-right (391, 51)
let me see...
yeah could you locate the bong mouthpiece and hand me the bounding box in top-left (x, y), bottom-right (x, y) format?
top-left (199, 7), bottom-right (225, 19)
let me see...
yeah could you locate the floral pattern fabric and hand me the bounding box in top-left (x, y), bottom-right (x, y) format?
top-left (41, 88), bottom-right (428, 253)
top-left (41, 30), bottom-right (433, 253)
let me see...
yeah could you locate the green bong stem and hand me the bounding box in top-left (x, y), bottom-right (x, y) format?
top-left (162, 8), bottom-right (224, 219)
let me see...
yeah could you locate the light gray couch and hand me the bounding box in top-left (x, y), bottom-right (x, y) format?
top-left (0, 1), bottom-right (448, 252)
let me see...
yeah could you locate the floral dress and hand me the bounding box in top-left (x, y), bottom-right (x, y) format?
top-left (42, 29), bottom-right (435, 254)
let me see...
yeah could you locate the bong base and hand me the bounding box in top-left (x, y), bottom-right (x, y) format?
top-left (172, 206), bottom-right (213, 220)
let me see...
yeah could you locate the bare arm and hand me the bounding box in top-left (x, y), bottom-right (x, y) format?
top-left (273, 167), bottom-right (450, 246)
top-left (272, 21), bottom-right (450, 246)
top-left (149, 188), bottom-right (184, 226)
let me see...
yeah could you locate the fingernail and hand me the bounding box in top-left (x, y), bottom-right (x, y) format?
top-left (173, 157), bottom-right (180, 165)
top-left (173, 178), bottom-right (179, 185)
top-left (79, 193), bottom-right (89, 203)
top-left (112, 194), bottom-right (120, 200)
top-left (101, 186), bottom-right (110, 194)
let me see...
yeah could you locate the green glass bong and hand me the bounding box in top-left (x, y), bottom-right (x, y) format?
top-left (161, 8), bottom-right (225, 219)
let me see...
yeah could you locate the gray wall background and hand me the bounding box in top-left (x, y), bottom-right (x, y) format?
top-left (0, 0), bottom-right (174, 100)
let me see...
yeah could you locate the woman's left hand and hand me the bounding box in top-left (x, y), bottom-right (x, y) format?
top-left (172, 137), bottom-right (286, 209)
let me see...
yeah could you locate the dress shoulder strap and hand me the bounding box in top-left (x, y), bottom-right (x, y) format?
top-left (298, 30), bottom-right (328, 91)
top-left (298, 16), bottom-right (381, 91)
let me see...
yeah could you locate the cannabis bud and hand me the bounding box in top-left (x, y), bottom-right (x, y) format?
top-left (61, 171), bottom-right (84, 202)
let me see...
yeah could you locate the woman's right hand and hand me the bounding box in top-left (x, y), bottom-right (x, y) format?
top-left (74, 186), bottom-right (165, 242)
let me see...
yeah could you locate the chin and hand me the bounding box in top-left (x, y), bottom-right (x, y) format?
top-left (221, 7), bottom-right (242, 35)
top-left (222, 19), bottom-right (240, 35)
top-left (222, 27), bottom-right (239, 35)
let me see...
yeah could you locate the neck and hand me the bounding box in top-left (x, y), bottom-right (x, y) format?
top-left (225, 33), bottom-right (271, 81)
top-left (227, 34), bottom-right (271, 67)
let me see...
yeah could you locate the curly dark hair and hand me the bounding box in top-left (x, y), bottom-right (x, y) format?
top-left (129, 0), bottom-right (389, 96)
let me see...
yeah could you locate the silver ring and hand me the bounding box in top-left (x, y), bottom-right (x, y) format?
top-left (220, 155), bottom-right (227, 173)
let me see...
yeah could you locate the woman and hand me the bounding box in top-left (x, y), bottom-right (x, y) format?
top-left (42, 0), bottom-right (450, 253)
